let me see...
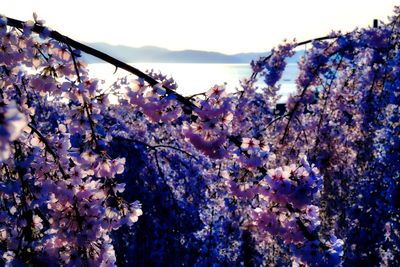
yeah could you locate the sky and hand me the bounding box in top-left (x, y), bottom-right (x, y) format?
top-left (1, 0), bottom-right (399, 54)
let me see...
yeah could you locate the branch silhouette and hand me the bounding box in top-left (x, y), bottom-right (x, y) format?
top-left (5, 17), bottom-right (197, 111)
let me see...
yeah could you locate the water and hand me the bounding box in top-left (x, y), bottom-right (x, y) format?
top-left (87, 62), bottom-right (298, 102)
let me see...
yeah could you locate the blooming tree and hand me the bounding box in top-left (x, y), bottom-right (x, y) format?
top-left (0, 6), bottom-right (399, 266)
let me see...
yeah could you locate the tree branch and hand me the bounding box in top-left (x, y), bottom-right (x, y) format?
top-left (5, 17), bottom-right (197, 112)
top-left (28, 123), bottom-right (69, 179)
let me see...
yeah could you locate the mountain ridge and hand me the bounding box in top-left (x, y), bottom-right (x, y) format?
top-left (83, 42), bottom-right (303, 64)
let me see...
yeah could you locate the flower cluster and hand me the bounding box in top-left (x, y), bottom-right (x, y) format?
top-left (1, 6), bottom-right (400, 266)
top-left (126, 78), bottom-right (182, 123)
top-left (182, 84), bottom-right (233, 159)
top-left (251, 41), bottom-right (296, 87)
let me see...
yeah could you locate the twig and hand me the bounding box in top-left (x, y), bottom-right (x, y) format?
top-left (65, 41), bottom-right (100, 148)
top-left (153, 144), bottom-right (198, 160)
top-left (28, 123), bottom-right (69, 179)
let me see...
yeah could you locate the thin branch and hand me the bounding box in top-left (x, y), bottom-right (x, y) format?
top-left (114, 136), bottom-right (197, 160)
top-left (187, 91), bottom-right (207, 100)
top-left (313, 56), bottom-right (345, 149)
top-left (28, 123), bottom-right (69, 179)
top-left (153, 144), bottom-right (198, 160)
top-left (251, 36), bottom-right (338, 80)
top-left (65, 42), bottom-right (100, 148)
top-left (280, 39), bottom-right (343, 145)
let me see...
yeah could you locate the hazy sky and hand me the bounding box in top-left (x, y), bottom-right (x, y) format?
top-left (1, 0), bottom-right (398, 54)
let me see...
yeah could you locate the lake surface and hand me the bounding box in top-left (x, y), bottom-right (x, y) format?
top-left (88, 63), bottom-right (298, 102)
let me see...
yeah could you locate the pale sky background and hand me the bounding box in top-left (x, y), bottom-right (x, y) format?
top-left (1, 0), bottom-right (399, 54)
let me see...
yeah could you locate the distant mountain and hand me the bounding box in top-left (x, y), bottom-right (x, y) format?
top-left (82, 42), bottom-right (303, 64)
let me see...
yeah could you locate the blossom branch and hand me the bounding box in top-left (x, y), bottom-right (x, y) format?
top-left (28, 123), bottom-right (69, 179)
